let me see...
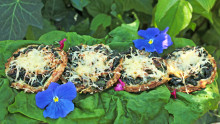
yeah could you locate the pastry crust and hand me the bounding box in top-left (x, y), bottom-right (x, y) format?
top-left (61, 44), bottom-right (122, 94)
top-left (166, 46), bottom-right (217, 93)
top-left (120, 48), bottom-right (169, 92)
top-left (5, 45), bottom-right (68, 93)
top-left (124, 78), bottom-right (168, 92)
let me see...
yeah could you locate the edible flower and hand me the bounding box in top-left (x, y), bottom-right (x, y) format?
top-left (59, 38), bottom-right (67, 49)
top-left (35, 82), bottom-right (77, 119)
top-left (114, 79), bottom-right (125, 91)
top-left (171, 89), bottom-right (177, 99)
top-left (133, 27), bottom-right (173, 54)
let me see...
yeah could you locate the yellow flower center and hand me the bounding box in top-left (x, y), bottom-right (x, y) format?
top-left (53, 96), bottom-right (59, 102)
top-left (148, 39), bottom-right (153, 44)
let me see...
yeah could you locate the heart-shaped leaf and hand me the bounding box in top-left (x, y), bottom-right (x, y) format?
top-left (0, 0), bottom-right (43, 40)
top-left (155, 0), bottom-right (192, 37)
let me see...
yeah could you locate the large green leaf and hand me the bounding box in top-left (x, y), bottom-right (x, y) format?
top-left (42, 0), bottom-right (68, 21)
top-left (91, 25), bottom-right (108, 38)
top-left (106, 18), bottom-right (139, 51)
top-left (99, 86), bottom-right (170, 123)
top-left (213, 16), bottom-right (220, 36)
top-left (166, 99), bottom-right (201, 124)
top-left (202, 28), bottom-right (220, 48)
top-left (71, 0), bottom-right (90, 11)
top-left (0, 0), bottom-right (43, 40)
top-left (148, 109), bottom-right (169, 124)
top-left (26, 19), bottom-right (57, 40)
top-left (216, 50), bottom-right (220, 62)
top-left (55, 10), bottom-right (78, 32)
top-left (217, 70), bottom-right (220, 89)
top-left (38, 31), bottom-right (66, 44)
top-left (62, 93), bottom-right (105, 124)
top-left (116, 0), bottom-right (153, 15)
top-left (90, 14), bottom-right (112, 31)
top-left (85, 0), bottom-right (113, 17)
top-left (155, 0), bottom-right (193, 37)
top-left (204, 45), bottom-right (217, 55)
top-left (195, 110), bottom-right (220, 124)
top-left (173, 38), bottom-right (196, 48)
top-left (212, 1), bottom-right (220, 36)
top-left (0, 79), bottom-right (15, 121)
top-left (69, 18), bottom-right (91, 35)
top-left (63, 32), bottom-right (103, 51)
top-left (107, 18), bottom-right (139, 43)
top-left (108, 42), bottom-right (133, 52)
top-left (6, 86), bottom-right (170, 123)
top-left (2, 114), bottom-right (40, 124)
top-left (166, 80), bottom-right (220, 124)
top-left (8, 92), bottom-right (47, 122)
top-left (7, 92), bottom-right (106, 123)
top-left (188, 0), bottom-right (216, 23)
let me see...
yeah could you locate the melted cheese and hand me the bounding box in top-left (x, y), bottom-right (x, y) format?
top-left (123, 56), bottom-right (147, 78)
top-left (75, 51), bottom-right (108, 76)
top-left (122, 50), bottom-right (165, 82)
top-left (8, 46), bottom-right (57, 86)
top-left (167, 47), bottom-right (210, 78)
top-left (14, 49), bottom-right (49, 72)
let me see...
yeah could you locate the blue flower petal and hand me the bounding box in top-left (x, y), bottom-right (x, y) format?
top-left (133, 39), bottom-right (155, 52)
top-left (144, 43), bottom-right (155, 52)
top-left (138, 28), bottom-right (160, 39)
top-left (47, 82), bottom-right (60, 91)
top-left (162, 35), bottom-right (173, 49)
top-left (43, 101), bottom-right (56, 118)
top-left (43, 99), bottom-right (74, 119)
top-left (153, 34), bottom-right (166, 54)
top-left (155, 46), bottom-right (164, 54)
top-left (160, 27), bottom-right (169, 34)
top-left (133, 39), bottom-right (146, 50)
top-left (36, 89), bottom-right (53, 109)
top-left (55, 82), bottom-right (77, 101)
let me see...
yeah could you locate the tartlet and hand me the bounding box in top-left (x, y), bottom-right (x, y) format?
top-left (61, 44), bottom-right (122, 94)
top-left (120, 48), bottom-right (169, 92)
top-left (165, 46), bottom-right (217, 93)
top-left (5, 45), bottom-right (68, 93)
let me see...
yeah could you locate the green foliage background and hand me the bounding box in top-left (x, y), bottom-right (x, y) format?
top-left (0, 0), bottom-right (220, 123)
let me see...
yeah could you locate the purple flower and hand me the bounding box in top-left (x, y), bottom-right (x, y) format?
top-left (35, 82), bottom-right (77, 119)
top-left (171, 89), bottom-right (177, 99)
top-left (133, 27), bottom-right (173, 54)
top-left (114, 79), bottom-right (125, 91)
top-left (59, 38), bottom-right (67, 49)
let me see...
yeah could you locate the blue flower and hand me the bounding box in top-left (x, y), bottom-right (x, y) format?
top-left (133, 27), bottom-right (173, 54)
top-left (35, 82), bottom-right (77, 119)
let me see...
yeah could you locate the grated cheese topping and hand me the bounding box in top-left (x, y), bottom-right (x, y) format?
top-left (76, 51), bottom-right (108, 77)
top-left (167, 47), bottom-right (211, 78)
top-left (122, 50), bottom-right (166, 83)
top-left (14, 49), bottom-right (50, 72)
